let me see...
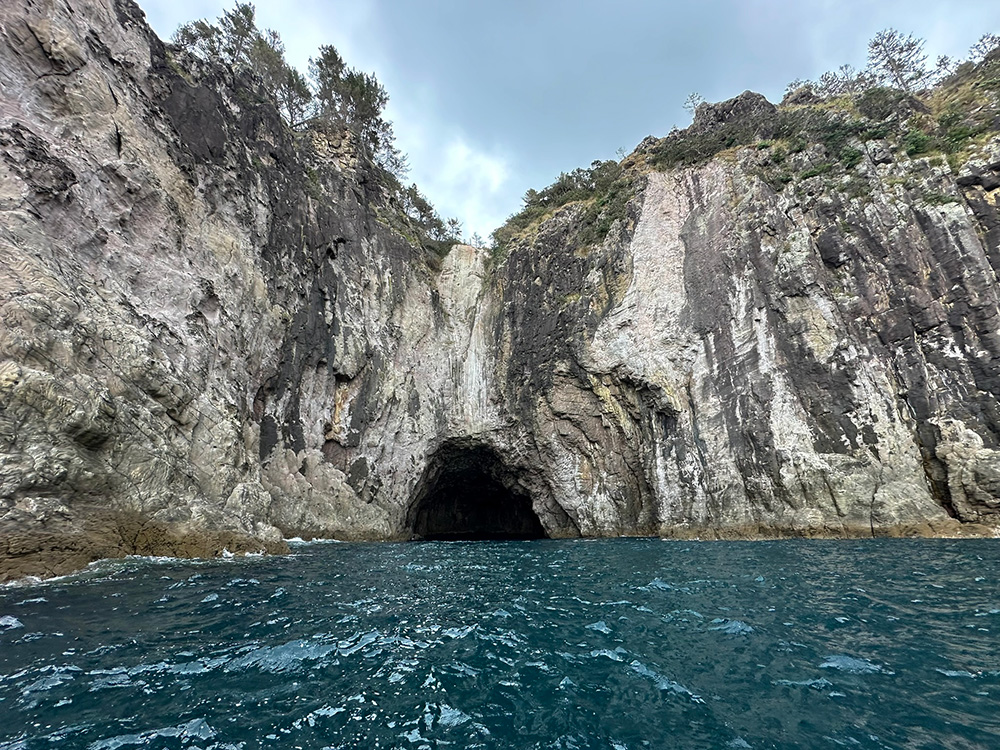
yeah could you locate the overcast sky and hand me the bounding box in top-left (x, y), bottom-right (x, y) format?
top-left (139, 1), bottom-right (1000, 240)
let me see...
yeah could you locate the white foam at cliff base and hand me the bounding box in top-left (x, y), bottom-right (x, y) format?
top-left (284, 537), bottom-right (344, 545)
top-left (2, 554), bottom-right (248, 589)
top-left (1, 576), bottom-right (45, 590)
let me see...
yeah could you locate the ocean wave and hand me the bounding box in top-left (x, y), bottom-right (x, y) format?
top-left (89, 718), bottom-right (215, 749)
top-left (709, 618), bottom-right (755, 636)
top-left (628, 660), bottom-right (705, 703)
top-left (0, 615), bottom-right (24, 630)
top-left (819, 655), bottom-right (893, 675)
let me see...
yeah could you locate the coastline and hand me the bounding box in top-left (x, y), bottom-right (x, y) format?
top-left (3, 519), bottom-right (996, 586)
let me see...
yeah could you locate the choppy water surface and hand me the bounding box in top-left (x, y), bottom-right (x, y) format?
top-left (2, 539), bottom-right (999, 749)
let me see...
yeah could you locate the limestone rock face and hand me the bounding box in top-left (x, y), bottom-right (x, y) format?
top-left (2, 0), bottom-right (999, 579)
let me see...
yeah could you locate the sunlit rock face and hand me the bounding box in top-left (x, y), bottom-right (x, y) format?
top-left (2, 0), bottom-right (1000, 579)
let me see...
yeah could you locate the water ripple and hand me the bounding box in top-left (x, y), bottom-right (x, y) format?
top-left (1, 539), bottom-right (999, 748)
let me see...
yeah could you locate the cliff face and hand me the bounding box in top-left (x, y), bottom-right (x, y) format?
top-left (2, 0), bottom-right (999, 579)
top-left (0, 0), bottom-right (418, 577)
top-left (493, 143), bottom-right (1000, 537)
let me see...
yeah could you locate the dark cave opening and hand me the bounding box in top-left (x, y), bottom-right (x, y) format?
top-left (409, 442), bottom-right (547, 541)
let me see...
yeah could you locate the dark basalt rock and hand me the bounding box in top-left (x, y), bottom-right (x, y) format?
top-left (690, 90), bottom-right (778, 137)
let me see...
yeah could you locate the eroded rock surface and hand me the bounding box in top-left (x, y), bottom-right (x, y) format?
top-left (498, 153), bottom-right (1000, 538)
top-left (2, 0), bottom-right (999, 580)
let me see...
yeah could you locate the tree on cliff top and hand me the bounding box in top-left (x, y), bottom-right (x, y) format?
top-left (310, 50), bottom-right (386, 146)
top-left (783, 27), bottom-right (999, 102)
top-left (275, 67), bottom-right (313, 129)
top-left (173, 4), bottom-right (406, 180)
top-left (173, 3), bottom-right (312, 127)
top-left (969, 33), bottom-right (1000, 63)
top-left (866, 29), bottom-right (933, 93)
top-left (171, 2), bottom-right (466, 259)
top-left (174, 3), bottom-right (258, 70)
top-left (308, 46), bottom-right (408, 178)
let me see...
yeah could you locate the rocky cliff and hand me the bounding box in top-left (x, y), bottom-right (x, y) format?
top-left (2, 0), bottom-right (999, 580)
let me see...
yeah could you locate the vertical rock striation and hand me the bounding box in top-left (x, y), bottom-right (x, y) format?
top-left (498, 148), bottom-right (1000, 538)
top-left (2, 0), bottom-right (999, 579)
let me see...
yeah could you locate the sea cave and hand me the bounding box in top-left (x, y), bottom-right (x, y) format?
top-left (408, 441), bottom-right (547, 541)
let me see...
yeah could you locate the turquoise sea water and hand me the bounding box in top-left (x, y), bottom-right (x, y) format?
top-left (1, 539), bottom-right (999, 749)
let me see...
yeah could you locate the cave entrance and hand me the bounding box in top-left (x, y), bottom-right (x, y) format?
top-left (409, 441), bottom-right (547, 541)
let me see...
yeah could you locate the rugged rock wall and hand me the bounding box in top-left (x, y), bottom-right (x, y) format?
top-left (2, 0), bottom-right (999, 579)
top-left (0, 0), bottom-right (429, 578)
top-left (493, 141), bottom-right (1000, 538)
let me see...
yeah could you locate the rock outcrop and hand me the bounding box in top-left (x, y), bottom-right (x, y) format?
top-left (2, 0), bottom-right (999, 580)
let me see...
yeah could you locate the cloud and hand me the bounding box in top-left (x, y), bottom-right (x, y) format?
top-left (435, 138), bottom-right (511, 240)
top-left (254, 0), bottom-right (378, 79)
top-left (399, 126), bottom-right (512, 241)
top-left (141, 0), bottom-right (224, 40)
top-left (137, 0), bottom-right (1000, 245)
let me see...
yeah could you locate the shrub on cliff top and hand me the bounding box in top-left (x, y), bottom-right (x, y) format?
top-left (490, 160), bottom-right (623, 250)
top-left (651, 28), bottom-right (999, 173)
top-left (492, 28), bottom-right (1000, 257)
top-left (856, 87), bottom-right (909, 120)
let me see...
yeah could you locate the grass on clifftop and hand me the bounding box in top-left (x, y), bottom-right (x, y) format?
top-left (490, 32), bottom-right (1000, 255)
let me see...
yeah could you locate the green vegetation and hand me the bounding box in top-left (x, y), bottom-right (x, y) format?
top-left (490, 160), bottom-right (628, 249)
top-left (799, 162), bottom-right (834, 180)
top-left (174, 4), bottom-right (404, 174)
top-left (839, 146), bottom-right (864, 169)
top-left (647, 121), bottom-right (756, 169)
top-left (761, 170), bottom-right (793, 192)
top-left (922, 191), bottom-right (960, 205)
top-left (171, 9), bottom-right (1000, 262)
top-left (855, 87), bottom-right (908, 120)
top-left (402, 185), bottom-right (463, 253)
top-left (490, 29), bottom-right (1000, 255)
top-left (172, 3), bottom-right (464, 259)
top-left (902, 128), bottom-right (933, 155)
top-left (175, 6), bottom-right (312, 126)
